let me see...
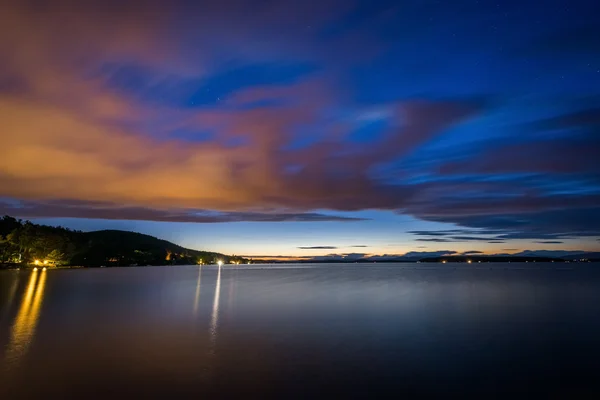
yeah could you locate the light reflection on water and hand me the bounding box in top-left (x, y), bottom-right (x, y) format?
top-left (1, 264), bottom-right (600, 397)
top-left (193, 266), bottom-right (202, 316)
top-left (0, 272), bottom-right (19, 321)
top-left (3, 270), bottom-right (46, 371)
top-left (209, 264), bottom-right (221, 348)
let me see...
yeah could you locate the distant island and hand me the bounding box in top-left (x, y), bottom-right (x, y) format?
top-left (251, 254), bottom-right (600, 264)
top-left (0, 215), bottom-right (247, 268)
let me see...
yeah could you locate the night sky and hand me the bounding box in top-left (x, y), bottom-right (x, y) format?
top-left (1, 0), bottom-right (599, 259)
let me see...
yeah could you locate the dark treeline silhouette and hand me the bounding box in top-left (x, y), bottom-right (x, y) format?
top-left (0, 216), bottom-right (246, 268)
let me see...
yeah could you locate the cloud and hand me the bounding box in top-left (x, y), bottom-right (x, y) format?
top-left (534, 241), bottom-right (564, 244)
top-left (0, 82), bottom-right (484, 216)
top-left (462, 250), bottom-right (484, 255)
top-left (409, 231), bottom-right (454, 237)
top-left (298, 246), bottom-right (338, 250)
top-left (410, 229), bottom-right (517, 243)
top-left (0, 2), bottom-right (485, 216)
top-left (400, 105), bottom-right (600, 240)
top-left (413, 233), bottom-right (508, 243)
top-left (406, 192), bottom-right (600, 240)
top-left (415, 238), bottom-right (455, 243)
top-left (439, 134), bottom-right (600, 177)
top-left (297, 244), bottom-right (368, 250)
top-left (0, 199), bottom-right (365, 223)
top-left (0, 0), bottom-right (598, 248)
top-left (449, 236), bottom-right (501, 242)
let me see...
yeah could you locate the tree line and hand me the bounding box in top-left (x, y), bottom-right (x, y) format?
top-left (0, 216), bottom-right (247, 268)
top-left (0, 216), bottom-right (78, 266)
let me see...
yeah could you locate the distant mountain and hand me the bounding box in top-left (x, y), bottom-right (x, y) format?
top-left (511, 250), bottom-right (587, 258)
top-left (302, 251), bottom-right (458, 263)
top-left (255, 251), bottom-right (600, 264)
top-left (289, 251), bottom-right (600, 264)
top-left (366, 251), bottom-right (457, 262)
top-left (419, 255), bottom-right (561, 263)
top-left (417, 253), bottom-right (600, 263)
top-left (558, 252), bottom-right (600, 261)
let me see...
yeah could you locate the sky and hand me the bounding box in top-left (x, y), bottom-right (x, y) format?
top-left (0, 0), bottom-right (599, 260)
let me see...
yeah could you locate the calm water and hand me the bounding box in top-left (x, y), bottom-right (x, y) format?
top-left (1, 263), bottom-right (600, 397)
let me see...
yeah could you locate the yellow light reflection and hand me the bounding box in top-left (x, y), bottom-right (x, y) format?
top-left (1, 274), bottom-right (20, 321)
top-left (4, 270), bottom-right (47, 369)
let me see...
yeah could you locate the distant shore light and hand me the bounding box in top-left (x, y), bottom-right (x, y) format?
top-left (217, 260), bottom-right (223, 266)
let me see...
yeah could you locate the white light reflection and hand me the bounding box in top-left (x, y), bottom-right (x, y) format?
top-left (193, 265), bottom-right (202, 316)
top-left (209, 264), bottom-right (222, 347)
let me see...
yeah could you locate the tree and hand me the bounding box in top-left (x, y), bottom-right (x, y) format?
top-left (46, 249), bottom-right (67, 266)
top-left (0, 216), bottom-right (21, 237)
top-left (7, 222), bottom-right (37, 262)
top-left (0, 234), bottom-right (14, 263)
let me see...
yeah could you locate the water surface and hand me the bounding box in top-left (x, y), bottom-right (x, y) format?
top-left (1, 264), bottom-right (600, 397)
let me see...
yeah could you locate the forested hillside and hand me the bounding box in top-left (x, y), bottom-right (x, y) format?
top-left (0, 216), bottom-right (246, 267)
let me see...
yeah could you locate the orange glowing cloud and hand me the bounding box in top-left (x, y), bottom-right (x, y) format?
top-left (0, 0), bottom-right (483, 219)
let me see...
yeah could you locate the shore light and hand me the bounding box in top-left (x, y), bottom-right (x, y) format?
top-left (217, 260), bottom-right (223, 267)
top-left (34, 260), bottom-right (40, 265)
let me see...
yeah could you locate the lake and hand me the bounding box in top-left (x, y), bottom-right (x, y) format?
top-left (1, 263), bottom-right (600, 397)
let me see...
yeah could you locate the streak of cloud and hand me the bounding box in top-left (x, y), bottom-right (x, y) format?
top-left (298, 246), bottom-right (338, 250)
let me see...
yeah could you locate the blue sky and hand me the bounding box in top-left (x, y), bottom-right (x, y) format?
top-left (0, 0), bottom-right (599, 258)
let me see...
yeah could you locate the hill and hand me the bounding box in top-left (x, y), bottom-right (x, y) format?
top-left (71, 229), bottom-right (241, 267)
top-left (0, 215), bottom-right (245, 267)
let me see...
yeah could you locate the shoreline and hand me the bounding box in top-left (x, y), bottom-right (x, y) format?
top-left (2, 261), bottom-right (598, 271)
